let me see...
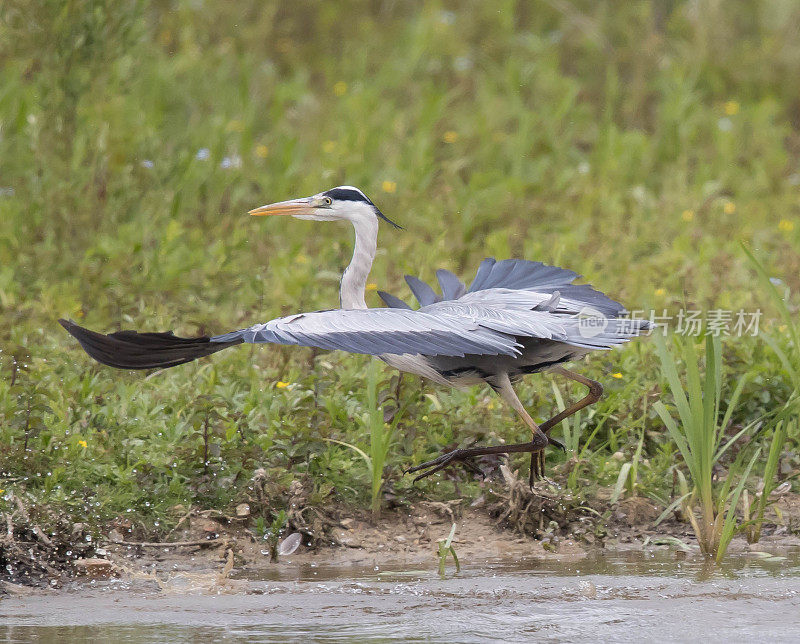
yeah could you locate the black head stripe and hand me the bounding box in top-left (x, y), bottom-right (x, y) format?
top-left (323, 187), bottom-right (370, 203)
top-left (323, 187), bottom-right (403, 229)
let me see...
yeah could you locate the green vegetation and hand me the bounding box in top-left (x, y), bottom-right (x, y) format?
top-left (653, 334), bottom-right (760, 561)
top-left (0, 1), bottom-right (798, 557)
top-left (437, 523), bottom-right (460, 577)
top-left (325, 360), bottom-right (399, 519)
top-left (743, 420), bottom-right (789, 545)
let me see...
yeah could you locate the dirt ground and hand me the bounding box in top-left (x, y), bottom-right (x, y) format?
top-left (3, 470), bottom-right (799, 591)
top-left (86, 490), bottom-right (800, 586)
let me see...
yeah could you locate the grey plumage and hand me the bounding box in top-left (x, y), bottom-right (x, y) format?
top-left (211, 268), bottom-right (648, 360)
top-left (376, 290), bottom-right (412, 310)
top-left (211, 307), bottom-right (523, 357)
top-left (405, 275), bottom-right (439, 306)
top-left (392, 258), bottom-right (626, 318)
top-left (436, 269), bottom-right (466, 300)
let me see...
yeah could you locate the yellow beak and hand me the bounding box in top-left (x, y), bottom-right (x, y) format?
top-left (248, 198), bottom-right (314, 217)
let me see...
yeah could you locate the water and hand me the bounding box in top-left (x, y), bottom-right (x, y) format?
top-left (2, 549), bottom-right (800, 642)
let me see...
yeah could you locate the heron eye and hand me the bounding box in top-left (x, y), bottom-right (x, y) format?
top-left (322, 197), bottom-right (333, 206)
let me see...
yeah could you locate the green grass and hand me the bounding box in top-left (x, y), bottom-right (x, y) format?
top-left (325, 360), bottom-right (399, 520)
top-left (1, 1), bottom-right (799, 541)
top-left (653, 333), bottom-right (761, 560)
top-left (744, 420), bottom-right (789, 545)
top-left (437, 523), bottom-right (460, 578)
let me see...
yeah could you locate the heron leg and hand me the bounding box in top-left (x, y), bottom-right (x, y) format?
top-left (405, 436), bottom-right (549, 483)
top-left (530, 367), bottom-right (604, 483)
top-left (406, 374), bottom-right (550, 485)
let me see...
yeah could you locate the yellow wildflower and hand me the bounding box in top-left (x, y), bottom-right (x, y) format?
top-left (778, 325), bottom-right (788, 333)
top-left (724, 101), bottom-right (740, 116)
top-left (322, 140), bottom-right (336, 154)
top-left (295, 253), bottom-right (308, 264)
top-left (0, 489), bottom-right (4, 495)
top-left (382, 180), bottom-right (397, 194)
top-left (655, 288), bottom-right (666, 297)
top-left (276, 381), bottom-right (290, 389)
top-left (681, 209), bottom-right (695, 222)
top-left (333, 81), bottom-right (347, 96)
top-left (611, 373), bottom-right (623, 379)
top-left (366, 283), bottom-right (378, 291)
top-left (442, 131), bottom-right (459, 144)
top-left (778, 219), bottom-right (795, 232)
top-left (255, 144), bottom-right (269, 158)
top-left (723, 201), bottom-right (736, 215)
top-left (227, 119), bottom-right (244, 132)
top-left (78, 440), bottom-right (88, 448)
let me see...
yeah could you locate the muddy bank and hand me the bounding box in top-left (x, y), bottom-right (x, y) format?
top-left (94, 471), bottom-right (800, 582)
top-left (98, 501), bottom-right (797, 585)
top-left (3, 469), bottom-right (799, 590)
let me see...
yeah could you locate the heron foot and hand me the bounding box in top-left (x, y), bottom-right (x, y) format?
top-left (406, 436), bottom-right (549, 484)
top-left (405, 449), bottom-right (482, 483)
top-left (527, 435), bottom-right (567, 487)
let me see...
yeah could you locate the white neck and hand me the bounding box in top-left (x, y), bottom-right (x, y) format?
top-left (340, 213), bottom-right (378, 310)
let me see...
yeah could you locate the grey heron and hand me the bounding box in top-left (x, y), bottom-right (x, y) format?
top-left (60, 185), bottom-right (650, 484)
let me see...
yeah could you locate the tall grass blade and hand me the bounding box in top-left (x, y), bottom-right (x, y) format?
top-left (748, 421), bottom-right (788, 543)
top-left (717, 448), bottom-right (761, 562)
top-left (610, 462), bottom-right (632, 504)
top-left (654, 333), bottom-right (760, 559)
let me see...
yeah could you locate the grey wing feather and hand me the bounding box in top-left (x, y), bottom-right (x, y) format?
top-left (377, 291), bottom-right (412, 309)
top-left (436, 269), bottom-right (466, 300)
top-left (467, 257), bottom-right (497, 292)
top-left (421, 297), bottom-right (651, 351)
top-left (467, 258), bottom-right (578, 292)
top-left (467, 258), bottom-right (624, 317)
top-left (211, 308), bottom-right (522, 357)
top-left (405, 275), bottom-right (440, 306)
top-left (383, 258), bottom-right (626, 317)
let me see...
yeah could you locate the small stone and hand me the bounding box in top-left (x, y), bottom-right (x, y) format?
top-left (612, 451), bottom-right (625, 461)
top-left (73, 558), bottom-right (119, 579)
top-left (340, 518), bottom-right (354, 528)
top-left (236, 503), bottom-right (251, 518)
top-left (579, 580), bottom-right (597, 599)
top-left (195, 518), bottom-right (219, 535)
top-left (333, 529), bottom-right (358, 547)
top-left (394, 535), bottom-right (406, 543)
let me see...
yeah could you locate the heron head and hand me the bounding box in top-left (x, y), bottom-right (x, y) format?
top-left (248, 185), bottom-right (401, 229)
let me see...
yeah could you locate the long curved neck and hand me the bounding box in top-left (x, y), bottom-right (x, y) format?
top-left (340, 216), bottom-right (378, 310)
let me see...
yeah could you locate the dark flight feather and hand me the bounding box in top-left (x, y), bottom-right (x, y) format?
top-left (58, 319), bottom-right (241, 370)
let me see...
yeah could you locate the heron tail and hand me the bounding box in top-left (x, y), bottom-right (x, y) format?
top-left (58, 319), bottom-right (242, 370)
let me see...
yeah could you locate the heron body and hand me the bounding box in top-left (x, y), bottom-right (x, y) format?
top-left (61, 185), bottom-right (650, 482)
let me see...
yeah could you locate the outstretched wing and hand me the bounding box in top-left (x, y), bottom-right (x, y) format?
top-left (466, 258), bottom-right (625, 317)
top-left (211, 308), bottom-right (522, 357)
top-left (419, 291), bottom-right (649, 351)
top-left (214, 284), bottom-right (649, 359)
top-left (379, 257), bottom-right (625, 318)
